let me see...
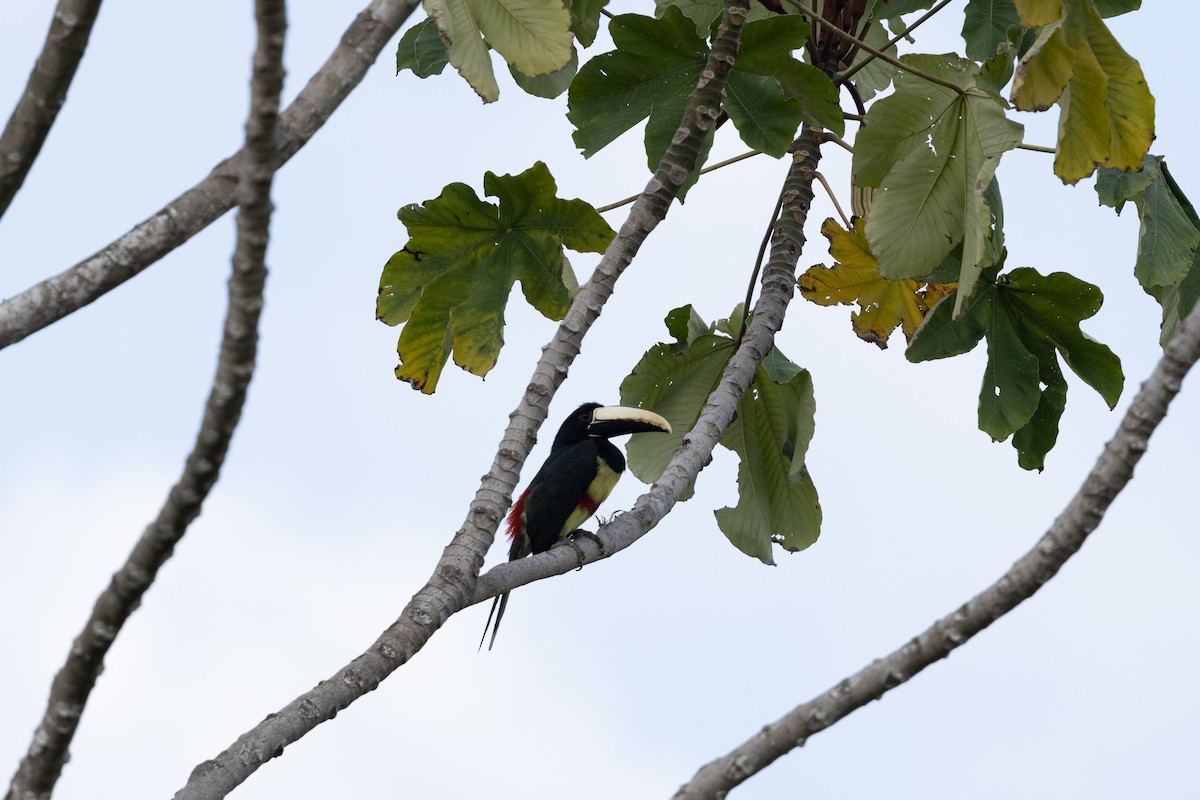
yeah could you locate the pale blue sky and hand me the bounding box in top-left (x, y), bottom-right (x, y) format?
top-left (2, 2), bottom-right (1197, 799)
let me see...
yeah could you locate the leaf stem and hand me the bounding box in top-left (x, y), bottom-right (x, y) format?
top-left (813, 170), bottom-right (851, 228)
top-left (597, 150), bottom-right (763, 213)
top-left (1016, 142), bottom-right (1056, 154)
top-left (786, 0), bottom-right (966, 99)
top-left (836, 0), bottom-right (954, 84)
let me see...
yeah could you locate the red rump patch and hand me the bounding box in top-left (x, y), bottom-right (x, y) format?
top-left (505, 488), bottom-right (529, 541)
top-left (577, 494), bottom-right (599, 516)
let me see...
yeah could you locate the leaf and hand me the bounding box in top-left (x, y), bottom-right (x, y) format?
top-left (715, 364), bottom-right (820, 564)
top-left (845, 21), bottom-right (897, 102)
top-left (1097, 155), bottom-right (1200, 344)
top-left (621, 311), bottom-right (729, 500)
top-left (1002, 268), bottom-right (1124, 406)
top-left (656, 0), bottom-right (721, 36)
top-left (510, 46), bottom-right (579, 99)
top-left (979, 297), bottom-right (1040, 440)
top-left (396, 18), bottom-right (451, 78)
top-left (798, 218), bottom-right (956, 348)
top-left (908, 265), bottom-right (1122, 468)
top-left (568, 9), bottom-right (707, 158)
top-left (875, 0), bottom-right (938, 18)
top-left (1011, 0), bottom-right (1154, 184)
top-left (569, 9), bottom-right (831, 178)
top-left (426, 0), bottom-right (498, 101)
top-left (854, 54), bottom-right (1023, 297)
top-left (1092, 0), bottom-right (1139, 17)
top-left (620, 307), bottom-right (821, 562)
top-left (425, 0), bottom-right (573, 102)
top-left (1010, 317), bottom-right (1067, 470)
top-left (377, 162), bottom-right (614, 393)
top-left (962, 0), bottom-right (1022, 61)
top-left (569, 0), bottom-right (608, 47)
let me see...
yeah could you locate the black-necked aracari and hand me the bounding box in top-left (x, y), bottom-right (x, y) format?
top-left (480, 403), bottom-right (672, 649)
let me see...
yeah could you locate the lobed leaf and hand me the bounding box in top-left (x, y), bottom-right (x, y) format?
top-left (621, 307), bottom-right (821, 562)
top-left (798, 218), bottom-right (956, 348)
top-left (377, 162), bottom-right (613, 393)
top-left (907, 265), bottom-right (1122, 468)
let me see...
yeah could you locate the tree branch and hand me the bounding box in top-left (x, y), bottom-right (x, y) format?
top-left (171, 5), bottom-right (759, 799)
top-left (671, 302), bottom-right (1200, 800)
top-left (0, 0), bottom-right (421, 351)
top-left (0, 0), bottom-right (103, 221)
top-left (4, 3), bottom-right (287, 799)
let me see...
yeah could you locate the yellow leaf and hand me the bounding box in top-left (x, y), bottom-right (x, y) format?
top-left (798, 219), bottom-right (956, 349)
top-left (1011, 0), bottom-right (1153, 184)
top-left (1012, 0), bottom-right (1063, 27)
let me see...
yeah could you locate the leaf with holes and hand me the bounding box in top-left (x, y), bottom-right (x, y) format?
top-left (908, 265), bottom-right (1123, 469)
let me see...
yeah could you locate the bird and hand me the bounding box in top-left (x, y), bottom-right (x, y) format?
top-left (480, 402), bottom-right (672, 650)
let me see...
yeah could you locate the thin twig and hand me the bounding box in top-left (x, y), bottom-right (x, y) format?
top-left (1016, 142), bottom-right (1056, 154)
top-left (0, 0), bottom-right (422, 351)
top-left (4, 3), bottom-right (287, 800)
top-left (672, 299), bottom-right (1200, 799)
top-left (171, 5), bottom-right (755, 799)
top-left (597, 150), bottom-right (763, 213)
top-left (0, 0), bottom-right (103, 221)
top-left (812, 170), bottom-right (850, 228)
top-left (837, 0), bottom-right (953, 84)
top-left (786, 0), bottom-right (966, 98)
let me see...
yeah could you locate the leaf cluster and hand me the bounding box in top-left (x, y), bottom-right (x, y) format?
top-left (620, 306), bottom-right (821, 564)
top-left (907, 264), bottom-right (1123, 470)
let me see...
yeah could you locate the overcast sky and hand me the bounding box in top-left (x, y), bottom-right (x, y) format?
top-left (2, 2), bottom-right (1197, 799)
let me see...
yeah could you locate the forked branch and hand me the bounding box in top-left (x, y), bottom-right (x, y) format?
top-left (170, 5), bottom-right (767, 798)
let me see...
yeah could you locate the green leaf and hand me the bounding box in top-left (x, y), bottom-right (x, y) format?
top-left (620, 306), bottom-right (821, 561)
top-left (569, 10), bottom-right (824, 175)
top-left (875, 0), bottom-right (937, 19)
top-left (855, 55), bottom-right (1023, 296)
top-left (1002, 268), bottom-right (1124, 407)
top-left (656, 0), bottom-right (721, 36)
top-left (715, 364), bottom-right (820, 564)
top-left (979, 296), bottom-right (1040, 440)
top-left (568, 9), bottom-right (707, 158)
top-left (1097, 155), bottom-right (1200, 343)
top-left (511, 45), bottom-right (579, 98)
top-left (976, 38), bottom-right (1018, 96)
top-left (962, 0), bottom-right (1022, 61)
top-left (377, 162), bottom-right (614, 393)
top-left (569, 0), bottom-right (608, 47)
top-left (1092, 0), bottom-right (1140, 17)
top-left (1010, 318), bottom-right (1067, 470)
top-left (396, 18), bottom-right (451, 78)
top-left (621, 314), bottom-right (732, 500)
top-left (425, 0), bottom-right (573, 102)
top-left (908, 265), bottom-right (1122, 467)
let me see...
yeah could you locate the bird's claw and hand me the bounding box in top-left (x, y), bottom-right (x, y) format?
top-left (552, 535), bottom-right (588, 570)
top-left (569, 529), bottom-right (607, 560)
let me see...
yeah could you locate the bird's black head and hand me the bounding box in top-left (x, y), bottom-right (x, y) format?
top-left (552, 403), bottom-right (672, 449)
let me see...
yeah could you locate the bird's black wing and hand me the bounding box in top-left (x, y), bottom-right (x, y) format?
top-left (523, 439), bottom-right (602, 554)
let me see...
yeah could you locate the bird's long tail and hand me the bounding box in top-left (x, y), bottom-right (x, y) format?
top-left (478, 591), bottom-right (511, 651)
